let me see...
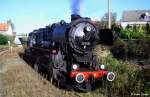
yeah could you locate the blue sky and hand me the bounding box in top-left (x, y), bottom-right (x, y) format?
top-left (0, 0), bottom-right (150, 34)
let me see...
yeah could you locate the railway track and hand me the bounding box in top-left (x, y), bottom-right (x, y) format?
top-left (0, 47), bottom-right (9, 93)
top-left (0, 48), bottom-right (8, 56)
top-left (0, 48), bottom-right (8, 52)
top-left (0, 48), bottom-right (8, 97)
top-left (0, 73), bottom-right (3, 97)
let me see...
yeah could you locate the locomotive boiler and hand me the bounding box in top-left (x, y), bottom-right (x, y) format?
top-left (24, 14), bottom-right (115, 91)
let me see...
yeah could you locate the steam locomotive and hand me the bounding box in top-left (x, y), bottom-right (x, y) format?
top-left (24, 14), bottom-right (115, 91)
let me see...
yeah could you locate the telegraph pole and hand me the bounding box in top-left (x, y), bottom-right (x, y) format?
top-left (108, 0), bottom-right (111, 29)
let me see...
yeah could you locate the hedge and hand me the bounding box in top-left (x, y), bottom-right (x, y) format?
top-left (0, 34), bottom-right (9, 45)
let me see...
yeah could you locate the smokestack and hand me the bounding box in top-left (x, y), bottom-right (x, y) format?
top-left (70, 0), bottom-right (83, 21)
top-left (71, 14), bottom-right (81, 21)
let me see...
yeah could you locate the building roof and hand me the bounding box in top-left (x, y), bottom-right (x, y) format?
top-left (0, 23), bottom-right (9, 31)
top-left (122, 10), bottom-right (150, 22)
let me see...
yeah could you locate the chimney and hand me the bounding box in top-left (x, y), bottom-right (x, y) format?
top-left (71, 14), bottom-right (81, 21)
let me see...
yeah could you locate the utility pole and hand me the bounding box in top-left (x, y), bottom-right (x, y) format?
top-left (108, 0), bottom-right (111, 29)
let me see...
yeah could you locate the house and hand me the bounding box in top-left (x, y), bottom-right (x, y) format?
top-left (121, 10), bottom-right (150, 28)
top-left (0, 22), bottom-right (13, 36)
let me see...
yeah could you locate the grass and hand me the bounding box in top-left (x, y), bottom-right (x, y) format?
top-left (0, 48), bottom-right (65, 97)
top-left (0, 45), bottom-right (9, 49)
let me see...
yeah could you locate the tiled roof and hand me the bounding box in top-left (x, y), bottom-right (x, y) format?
top-left (0, 23), bottom-right (9, 31)
top-left (122, 10), bottom-right (150, 22)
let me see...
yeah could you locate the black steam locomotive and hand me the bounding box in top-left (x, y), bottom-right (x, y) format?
top-left (24, 14), bottom-right (115, 91)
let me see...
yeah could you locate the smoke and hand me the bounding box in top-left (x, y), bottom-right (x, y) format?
top-left (70, 0), bottom-right (83, 15)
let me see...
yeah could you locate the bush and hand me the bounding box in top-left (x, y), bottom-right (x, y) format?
top-left (119, 25), bottom-right (146, 39)
top-left (127, 37), bottom-right (150, 60)
top-left (109, 63), bottom-right (142, 97)
top-left (0, 34), bottom-right (9, 45)
top-left (111, 37), bottom-right (150, 61)
top-left (111, 38), bottom-right (127, 59)
top-left (137, 37), bottom-right (150, 59)
top-left (146, 23), bottom-right (150, 35)
top-left (6, 35), bottom-right (14, 42)
top-left (106, 54), bottom-right (121, 70)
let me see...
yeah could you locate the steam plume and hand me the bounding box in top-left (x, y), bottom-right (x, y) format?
top-left (70, 0), bottom-right (83, 15)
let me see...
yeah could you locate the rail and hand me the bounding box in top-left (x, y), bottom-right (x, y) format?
top-left (0, 48), bottom-right (9, 56)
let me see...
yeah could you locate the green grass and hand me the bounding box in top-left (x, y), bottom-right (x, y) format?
top-left (0, 45), bottom-right (9, 49)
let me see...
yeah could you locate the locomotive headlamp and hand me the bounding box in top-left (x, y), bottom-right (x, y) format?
top-left (85, 26), bottom-right (91, 32)
top-left (100, 64), bottom-right (105, 70)
top-left (72, 64), bottom-right (78, 70)
top-left (107, 72), bottom-right (116, 82)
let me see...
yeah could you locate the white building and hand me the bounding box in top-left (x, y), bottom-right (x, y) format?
top-left (121, 10), bottom-right (150, 28)
top-left (0, 22), bottom-right (13, 36)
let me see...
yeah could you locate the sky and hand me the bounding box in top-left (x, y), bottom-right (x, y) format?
top-left (0, 0), bottom-right (150, 34)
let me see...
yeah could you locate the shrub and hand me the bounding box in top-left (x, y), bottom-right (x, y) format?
top-left (146, 23), bottom-right (150, 35)
top-left (127, 41), bottom-right (138, 58)
top-left (136, 37), bottom-right (150, 59)
top-left (106, 54), bottom-right (121, 70)
top-left (127, 37), bottom-right (150, 60)
top-left (108, 63), bottom-right (142, 97)
top-left (119, 25), bottom-right (146, 39)
top-left (132, 26), bottom-right (145, 39)
top-left (6, 35), bottom-right (14, 42)
top-left (111, 37), bottom-right (150, 61)
top-left (111, 38), bottom-right (127, 59)
top-left (0, 34), bottom-right (9, 45)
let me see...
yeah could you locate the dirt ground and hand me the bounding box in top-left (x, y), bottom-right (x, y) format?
top-left (0, 47), bottom-right (105, 97)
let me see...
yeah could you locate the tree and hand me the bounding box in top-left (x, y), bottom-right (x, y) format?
top-left (101, 12), bottom-right (117, 29)
top-left (111, 24), bottom-right (122, 38)
top-left (146, 23), bottom-right (150, 35)
top-left (0, 34), bottom-right (9, 45)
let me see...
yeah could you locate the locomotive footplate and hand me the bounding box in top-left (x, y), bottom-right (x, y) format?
top-left (70, 70), bottom-right (108, 81)
top-left (70, 70), bottom-right (115, 83)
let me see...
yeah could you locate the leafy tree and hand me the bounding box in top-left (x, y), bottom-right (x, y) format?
top-left (111, 24), bottom-right (122, 38)
top-left (0, 34), bottom-right (9, 45)
top-left (146, 23), bottom-right (150, 35)
top-left (101, 12), bottom-right (117, 29)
